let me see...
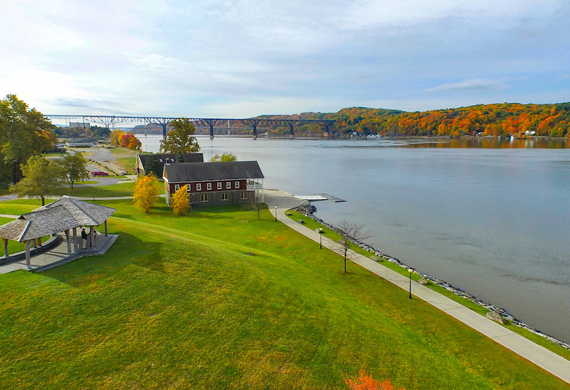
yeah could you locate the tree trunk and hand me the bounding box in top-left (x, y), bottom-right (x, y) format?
top-left (41, 196), bottom-right (45, 206)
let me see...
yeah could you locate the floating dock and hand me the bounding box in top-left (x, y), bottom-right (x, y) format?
top-left (317, 193), bottom-right (346, 203)
top-left (295, 194), bottom-right (346, 203)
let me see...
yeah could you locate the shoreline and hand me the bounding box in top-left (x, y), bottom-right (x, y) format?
top-left (298, 205), bottom-right (570, 351)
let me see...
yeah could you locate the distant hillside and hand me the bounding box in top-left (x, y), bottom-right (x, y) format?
top-left (259, 103), bottom-right (570, 138)
top-left (131, 103), bottom-right (570, 138)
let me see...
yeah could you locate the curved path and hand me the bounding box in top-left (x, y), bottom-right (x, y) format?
top-left (263, 189), bottom-right (570, 385)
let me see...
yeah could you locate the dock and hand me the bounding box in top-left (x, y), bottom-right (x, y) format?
top-left (317, 193), bottom-right (346, 203)
top-left (295, 193), bottom-right (346, 203)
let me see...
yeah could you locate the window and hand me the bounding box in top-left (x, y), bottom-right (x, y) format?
top-left (201, 194), bottom-right (208, 202)
top-left (226, 182), bottom-right (231, 189)
top-left (174, 184), bottom-right (180, 191)
top-left (197, 183), bottom-right (202, 191)
top-left (235, 181), bottom-right (240, 189)
top-left (217, 182), bottom-right (222, 190)
top-left (186, 184), bottom-right (191, 192)
top-left (241, 191), bottom-right (247, 199)
top-left (221, 193), bottom-right (229, 201)
top-left (207, 183), bottom-right (212, 190)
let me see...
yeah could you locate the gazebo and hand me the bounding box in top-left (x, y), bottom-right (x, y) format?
top-left (0, 196), bottom-right (116, 270)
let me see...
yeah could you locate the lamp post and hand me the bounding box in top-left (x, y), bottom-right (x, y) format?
top-left (274, 205), bottom-right (278, 222)
top-left (408, 268), bottom-right (413, 299)
top-left (318, 227), bottom-right (324, 249)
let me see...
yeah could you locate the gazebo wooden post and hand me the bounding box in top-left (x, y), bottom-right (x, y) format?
top-left (65, 230), bottom-right (72, 254)
top-left (104, 221), bottom-right (108, 236)
top-left (89, 226), bottom-right (95, 249)
top-left (72, 227), bottom-right (78, 251)
top-left (25, 240), bottom-right (32, 270)
top-left (3, 238), bottom-right (8, 258)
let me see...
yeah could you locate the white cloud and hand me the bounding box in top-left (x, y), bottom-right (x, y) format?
top-left (1, 0), bottom-right (569, 116)
top-left (424, 79), bottom-right (506, 93)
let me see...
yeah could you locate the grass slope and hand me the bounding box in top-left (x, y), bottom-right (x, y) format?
top-left (0, 200), bottom-right (567, 389)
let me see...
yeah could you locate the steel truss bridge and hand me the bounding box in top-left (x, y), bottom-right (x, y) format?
top-left (46, 115), bottom-right (336, 139)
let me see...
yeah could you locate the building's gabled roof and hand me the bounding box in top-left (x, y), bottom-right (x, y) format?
top-left (138, 153), bottom-right (204, 169)
top-left (0, 197), bottom-right (117, 242)
top-left (164, 161), bottom-right (264, 183)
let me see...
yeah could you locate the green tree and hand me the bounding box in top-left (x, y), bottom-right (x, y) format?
top-left (133, 174), bottom-right (159, 213)
top-left (176, 150), bottom-right (184, 163)
top-left (0, 94), bottom-right (56, 183)
top-left (210, 152), bottom-right (238, 162)
top-left (172, 185), bottom-right (190, 215)
top-left (10, 155), bottom-right (66, 206)
top-left (159, 118), bottom-right (200, 154)
top-left (59, 152), bottom-right (89, 189)
top-left (145, 154), bottom-right (163, 177)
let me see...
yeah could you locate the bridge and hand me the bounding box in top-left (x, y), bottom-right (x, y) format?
top-left (46, 115), bottom-right (336, 139)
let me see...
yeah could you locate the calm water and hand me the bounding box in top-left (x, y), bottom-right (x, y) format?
top-left (142, 135), bottom-right (570, 343)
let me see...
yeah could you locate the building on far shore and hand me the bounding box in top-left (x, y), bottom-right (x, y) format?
top-left (66, 138), bottom-right (98, 147)
top-left (136, 153), bottom-right (204, 176)
top-left (163, 161), bottom-right (264, 208)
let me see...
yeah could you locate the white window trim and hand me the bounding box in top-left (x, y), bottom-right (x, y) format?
top-left (207, 183), bottom-right (212, 190)
top-left (197, 183), bottom-right (202, 191)
top-left (174, 184), bottom-right (180, 191)
top-left (217, 182), bottom-right (222, 190)
top-left (226, 182), bottom-right (231, 189)
top-left (186, 184), bottom-right (191, 192)
top-left (201, 194), bottom-right (208, 202)
top-left (221, 193), bottom-right (229, 201)
top-left (241, 191), bottom-right (247, 199)
top-left (235, 181), bottom-right (240, 189)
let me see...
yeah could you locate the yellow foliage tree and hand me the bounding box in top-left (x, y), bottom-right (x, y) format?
top-left (172, 185), bottom-right (190, 215)
top-left (133, 174), bottom-right (159, 213)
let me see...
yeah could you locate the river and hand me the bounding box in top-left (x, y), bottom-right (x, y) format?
top-left (141, 135), bottom-right (570, 343)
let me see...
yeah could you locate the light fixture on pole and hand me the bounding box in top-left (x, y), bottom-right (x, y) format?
top-left (408, 268), bottom-right (413, 299)
top-left (274, 205), bottom-right (278, 222)
top-left (318, 227), bottom-right (324, 249)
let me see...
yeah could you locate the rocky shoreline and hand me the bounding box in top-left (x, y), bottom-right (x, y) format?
top-left (295, 204), bottom-right (570, 352)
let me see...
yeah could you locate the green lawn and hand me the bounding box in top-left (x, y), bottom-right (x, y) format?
top-left (287, 211), bottom-right (570, 362)
top-left (63, 181), bottom-right (138, 198)
top-left (0, 199), bottom-right (568, 389)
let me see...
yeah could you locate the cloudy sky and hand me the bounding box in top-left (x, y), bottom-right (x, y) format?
top-left (1, 0), bottom-right (569, 117)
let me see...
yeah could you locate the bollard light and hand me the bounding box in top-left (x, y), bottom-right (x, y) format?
top-left (408, 268), bottom-right (413, 299)
top-left (274, 205), bottom-right (278, 222)
top-left (318, 227), bottom-right (324, 249)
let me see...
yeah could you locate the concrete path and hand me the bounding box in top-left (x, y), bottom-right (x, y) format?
top-left (263, 189), bottom-right (570, 385)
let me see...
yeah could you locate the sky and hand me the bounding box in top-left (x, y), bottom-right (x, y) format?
top-left (1, 0), bottom-right (569, 118)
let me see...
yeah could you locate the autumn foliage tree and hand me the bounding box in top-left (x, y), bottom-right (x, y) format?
top-left (133, 174), bottom-right (159, 213)
top-left (345, 369), bottom-right (405, 390)
top-left (111, 129), bottom-right (141, 149)
top-left (172, 185), bottom-right (190, 215)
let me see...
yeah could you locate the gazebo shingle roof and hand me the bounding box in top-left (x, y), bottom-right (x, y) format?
top-left (0, 196), bottom-right (116, 242)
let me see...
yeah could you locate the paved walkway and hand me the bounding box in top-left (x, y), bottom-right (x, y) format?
top-left (263, 189), bottom-right (570, 385)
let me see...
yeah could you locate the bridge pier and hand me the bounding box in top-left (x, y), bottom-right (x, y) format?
top-left (287, 122), bottom-right (295, 139)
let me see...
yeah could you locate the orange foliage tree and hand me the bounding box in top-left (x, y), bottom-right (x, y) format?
top-left (345, 369), bottom-right (405, 390)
